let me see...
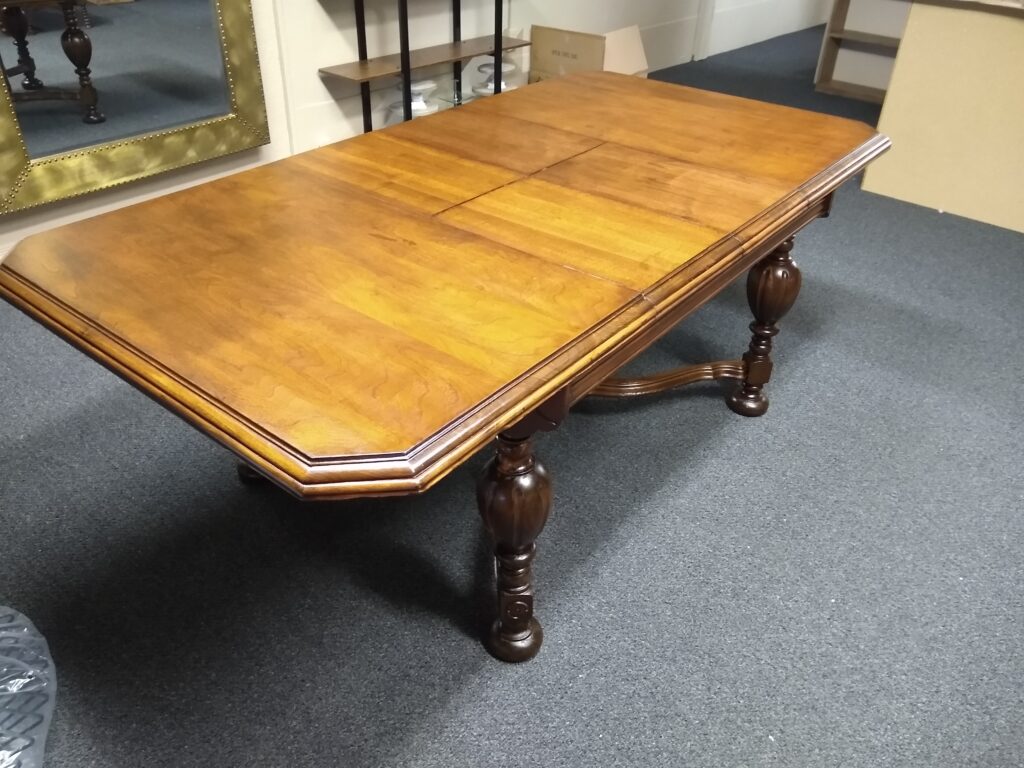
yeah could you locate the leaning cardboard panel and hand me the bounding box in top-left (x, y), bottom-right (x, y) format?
top-left (530, 25), bottom-right (648, 83)
top-left (862, 2), bottom-right (1024, 234)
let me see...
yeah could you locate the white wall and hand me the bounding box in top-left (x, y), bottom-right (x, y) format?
top-left (706, 0), bottom-right (830, 56)
top-left (0, 0), bottom-right (828, 255)
top-left (278, 0), bottom-right (707, 154)
top-left (276, 0), bottom-right (503, 154)
top-left (513, 1), bottom-right (706, 72)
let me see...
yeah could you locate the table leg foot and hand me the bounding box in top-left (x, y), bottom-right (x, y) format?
top-left (237, 462), bottom-right (268, 485)
top-left (726, 237), bottom-right (802, 417)
top-left (3, 7), bottom-right (44, 90)
top-left (726, 388), bottom-right (769, 417)
top-left (477, 434), bottom-right (551, 663)
top-left (486, 614), bottom-right (543, 663)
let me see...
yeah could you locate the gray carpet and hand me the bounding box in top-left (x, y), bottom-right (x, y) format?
top-left (653, 24), bottom-right (881, 125)
top-left (2, 26), bottom-right (1023, 768)
top-left (2, 0), bottom-right (228, 158)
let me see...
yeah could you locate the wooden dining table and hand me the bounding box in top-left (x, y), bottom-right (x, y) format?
top-left (0, 71), bottom-right (889, 662)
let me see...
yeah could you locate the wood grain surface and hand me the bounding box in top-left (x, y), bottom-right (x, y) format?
top-left (0, 72), bottom-right (889, 498)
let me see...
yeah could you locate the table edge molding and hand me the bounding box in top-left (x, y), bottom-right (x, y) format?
top-left (0, 132), bottom-right (890, 499)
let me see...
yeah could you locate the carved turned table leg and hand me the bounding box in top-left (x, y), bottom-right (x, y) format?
top-left (727, 237), bottom-right (802, 417)
top-left (3, 7), bottom-right (44, 90)
top-left (59, 1), bottom-right (104, 124)
top-left (477, 433), bottom-right (551, 662)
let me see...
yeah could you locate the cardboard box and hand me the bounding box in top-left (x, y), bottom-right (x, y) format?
top-left (529, 25), bottom-right (649, 83)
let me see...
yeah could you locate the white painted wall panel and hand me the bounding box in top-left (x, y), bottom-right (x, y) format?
top-left (282, 0), bottom-right (706, 153)
top-left (707, 0), bottom-right (831, 55)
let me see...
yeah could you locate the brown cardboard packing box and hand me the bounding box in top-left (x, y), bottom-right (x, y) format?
top-left (529, 25), bottom-right (649, 83)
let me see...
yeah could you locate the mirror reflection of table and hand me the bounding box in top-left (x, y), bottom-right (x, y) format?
top-left (1, 0), bottom-right (103, 124)
top-left (0, 0), bottom-right (264, 215)
top-left (2, 0), bottom-right (232, 159)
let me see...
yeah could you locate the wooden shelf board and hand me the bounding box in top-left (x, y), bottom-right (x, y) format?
top-left (816, 79), bottom-right (887, 104)
top-left (320, 35), bottom-right (530, 84)
top-left (830, 29), bottom-right (901, 50)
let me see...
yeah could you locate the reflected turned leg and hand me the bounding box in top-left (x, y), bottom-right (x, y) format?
top-left (59, 1), bottom-right (103, 124)
top-left (477, 433), bottom-right (551, 662)
top-left (3, 7), bottom-right (44, 90)
top-left (727, 237), bottom-right (802, 417)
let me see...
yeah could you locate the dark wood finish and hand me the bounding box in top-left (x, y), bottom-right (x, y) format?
top-left (592, 360), bottom-right (745, 398)
top-left (2, 6), bottom-right (43, 89)
top-left (319, 35), bottom-right (529, 85)
top-left (563, 199), bottom-right (827, 409)
top-left (726, 237), bottom-right (802, 417)
top-left (58, 0), bottom-right (102, 123)
top-left (0, 73), bottom-right (890, 661)
top-left (478, 390), bottom-right (566, 661)
top-left (477, 433), bottom-right (551, 662)
top-left (502, 388), bottom-right (570, 441)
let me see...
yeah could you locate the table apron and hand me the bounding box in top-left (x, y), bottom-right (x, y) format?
top-left (566, 195), bottom-right (830, 405)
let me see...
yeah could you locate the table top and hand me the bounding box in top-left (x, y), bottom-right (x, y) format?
top-left (0, 72), bottom-right (888, 499)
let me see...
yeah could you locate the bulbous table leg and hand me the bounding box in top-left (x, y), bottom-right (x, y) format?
top-left (3, 7), bottom-right (44, 90)
top-left (477, 433), bottom-right (551, 663)
top-left (59, 1), bottom-right (104, 124)
top-left (727, 237), bottom-right (802, 417)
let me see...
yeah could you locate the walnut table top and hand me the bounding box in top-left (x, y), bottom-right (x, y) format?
top-left (0, 73), bottom-right (887, 499)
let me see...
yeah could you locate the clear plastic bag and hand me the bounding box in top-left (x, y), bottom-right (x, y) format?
top-left (0, 608), bottom-right (56, 768)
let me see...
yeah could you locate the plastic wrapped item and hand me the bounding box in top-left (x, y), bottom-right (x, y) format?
top-left (0, 608), bottom-right (56, 768)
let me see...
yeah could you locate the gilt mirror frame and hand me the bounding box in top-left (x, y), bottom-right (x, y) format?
top-left (0, 0), bottom-right (269, 215)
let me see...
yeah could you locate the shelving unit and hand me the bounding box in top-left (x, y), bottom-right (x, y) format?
top-left (320, 0), bottom-right (527, 133)
top-left (815, 0), bottom-right (908, 104)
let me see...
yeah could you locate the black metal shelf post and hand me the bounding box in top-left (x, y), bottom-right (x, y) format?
top-left (398, 0), bottom-right (412, 121)
top-left (351, 0), bottom-right (507, 132)
top-left (493, 0), bottom-right (501, 94)
top-left (354, 0), bottom-right (373, 132)
top-left (452, 0), bottom-right (462, 106)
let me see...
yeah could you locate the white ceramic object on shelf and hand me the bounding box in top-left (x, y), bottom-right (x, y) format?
top-left (472, 60), bottom-right (518, 97)
top-left (385, 79), bottom-right (440, 125)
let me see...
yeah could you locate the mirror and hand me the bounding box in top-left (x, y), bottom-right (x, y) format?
top-left (0, 0), bottom-right (267, 215)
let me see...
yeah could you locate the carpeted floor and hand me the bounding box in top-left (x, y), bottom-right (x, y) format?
top-left (652, 23), bottom-right (881, 125)
top-left (2, 25), bottom-right (1022, 768)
